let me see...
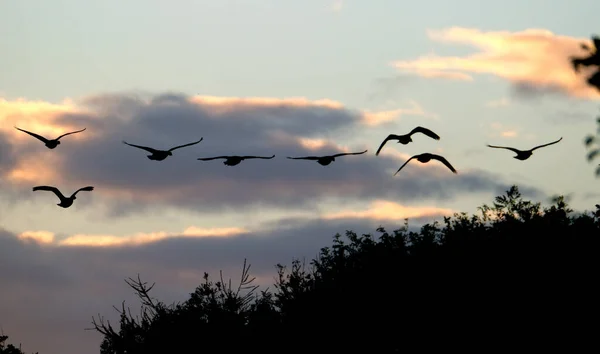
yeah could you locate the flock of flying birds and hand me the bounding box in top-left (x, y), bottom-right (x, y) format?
top-left (13, 125), bottom-right (563, 209)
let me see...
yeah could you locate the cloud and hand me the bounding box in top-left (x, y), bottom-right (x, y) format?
top-left (546, 109), bottom-right (595, 125)
top-left (361, 100), bottom-right (439, 126)
top-left (17, 226), bottom-right (249, 247)
top-left (486, 97), bottom-right (510, 108)
top-left (0, 211), bottom-right (463, 354)
top-left (330, 0), bottom-right (343, 12)
top-left (391, 27), bottom-right (600, 100)
top-left (322, 201), bottom-right (454, 221)
top-left (488, 122), bottom-right (520, 139)
top-left (0, 92), bottom-right (520, 218)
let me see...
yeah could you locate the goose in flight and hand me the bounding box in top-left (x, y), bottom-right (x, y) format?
top-left (32, 185), bottom-right (94, 208)
top-left (376, 127), bottom-right (441, 156)
top-left (197, 155), bottom-right (275, 166)
top-left (486, 137), bottom-right (563, 160)
top-left (123, 138), bottom-right (203, 161)
top-left (14, 126), bottom-right (86, 149)
top-left (287, 150), bottom-right (368, 166)
top-left (394, 153), bottom-right (457, 176)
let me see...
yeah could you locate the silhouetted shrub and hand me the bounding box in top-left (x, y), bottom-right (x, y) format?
top-left (570, 34), bottom-right (600, 174)
top-left (91, 186), bottom-right (600, 353)
top-left (0, 335), bottom-right (37, 354)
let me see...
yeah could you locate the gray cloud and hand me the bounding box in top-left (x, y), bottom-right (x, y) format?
top-left (0, 91), bottom-right (546, 217)
top-left (0, 215), bottom-right (437, 354)
top-left (509, 81), bottom-right (577, 101)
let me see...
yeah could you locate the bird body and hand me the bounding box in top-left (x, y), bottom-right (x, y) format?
top-left (487, 137), bottom-right (562, 160)
top-left (32, 185), bottom-right (94, 208)
top-left (123, 138), bottom-right (203, 161)
top-left (376, 127), bottom-right (440, 156)
top-left (197, 155), bottom-right (275, 166)
top-left (287, 150), bottom-right (367, 166)
top-left (394, 153), bottom-right (457, 175)
top-left (15, 127), bottom-right (86, 149)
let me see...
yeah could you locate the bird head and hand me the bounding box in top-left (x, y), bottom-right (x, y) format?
top-left (56, 140), bottom-right (61, 145)
top-left (168, 151), bottom-right (173, 156)
top-left (331, 157), bottom-right (336, 161)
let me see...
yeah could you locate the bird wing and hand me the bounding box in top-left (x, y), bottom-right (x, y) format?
top-left (410, 126), bottom-right (440, 140)
top-left (241, 155), bottom-right (275, 159)
top-left (56, 128), bottom-right (86, 140)
top-left (332, 150), bottom-right (368, 158)
top-left (14, 127), bottom-right (49, 143)
top-left (430, 154), bottom-right (457, 174)
top-left (287, 156), bottom-right (320, 160)
top-left (375, 135), bottom-right (399, 156)
top-left (486, 144), bottom-right (523, 154)
top-left (197, 156), bottom-right (229, 161)
top-left (32, 186), bottom-right (65, 200)
top-left (70, 186), bottom-right (94, 198)
top-left (530, 137), bottom-right (563, 151)
top-left (168, 138), bottom-right (204, 152)
top-left (123, 141), bottom-right (159, 154)
top-left (394, 156), bottom-right (416, 176)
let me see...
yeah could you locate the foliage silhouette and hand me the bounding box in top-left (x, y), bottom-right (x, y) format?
top-left (90, 186), bottom-right (600, 353)
top-left (0, 334), bottom-right (37, 354)
top-left (584, 112), bottom-right (600, 176)
top-left (570, 33), bottom-right (600, 175)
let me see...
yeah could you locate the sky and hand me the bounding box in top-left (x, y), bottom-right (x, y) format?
top-left (1, 1), bottom-right (600, 353)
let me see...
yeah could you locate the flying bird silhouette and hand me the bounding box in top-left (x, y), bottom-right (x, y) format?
top-left (486, 137), bottom-right (563, 160)
top-left (14, 126), bottom-right (86, 149)
top-left (197, 155), bottom-right (275, 166)
top-left (123, 138), bottom-right (203, 161)
top-left (394, 153), bottom-right (457, 176)
top-left (32, 185), bottom-right (94, 208)
top-left (287, 150), bottom-right (368, 166)
top-left (376, 127), bottom-right (441, 156)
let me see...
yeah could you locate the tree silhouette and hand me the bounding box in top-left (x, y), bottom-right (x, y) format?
top-left (584, 112), bottom-right (600, 175)
top-left (90, 185), bottom-right (600, 353)
top-left (570, 33), bottom-right (600, 174)
top-left (0, 334), bottom-right (37, 354)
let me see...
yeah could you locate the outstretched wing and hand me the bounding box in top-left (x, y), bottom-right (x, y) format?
top-left (197, 156), bottom-right (230, 161)
top-left (70, 186), bottom-right (94, 198)
top-left (410, 126), bottom-right (440, 140)
top-left (168, 138), bottom-right (203, 152)
top-left (486, 144), bottom-right (523, 154)
top-left (530, 137), bottom-right (563, 151)
top-left (241, 155), bottom-right (275, 159)
top-left (430, 154), bottom-right (457, 174)
top-left (376, 135), bottom-right (399, 156)
top-left (14, 127), bottom-right (49, 143)
top-left (332, 150), bottom-right (368, 158)
top-left (56, 128), bottom-right (86, 140)
top-left (123, 141), bottom-right (160, 154)
top-left (32, 186), bottom-right (65, 200)
top-left (287, 156), bottom-right (320, 160)
top-left (394, 156), bottom-right (416, 176)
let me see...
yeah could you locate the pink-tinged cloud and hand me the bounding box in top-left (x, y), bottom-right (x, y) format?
top-left (362, 100), bottom-right (439, 126)
top-left (322, 200), bottom-right (454, 221)
top-left (17, 226), bottom-right (249, 248)
top-left (0, 92), bottom-right (541, 217)
top-left (391, 27), bottom-right (600, 99)
top-left (485, 97), bottom-right (510, 107)
top-left (488, 122), bottom-right (520, 139)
